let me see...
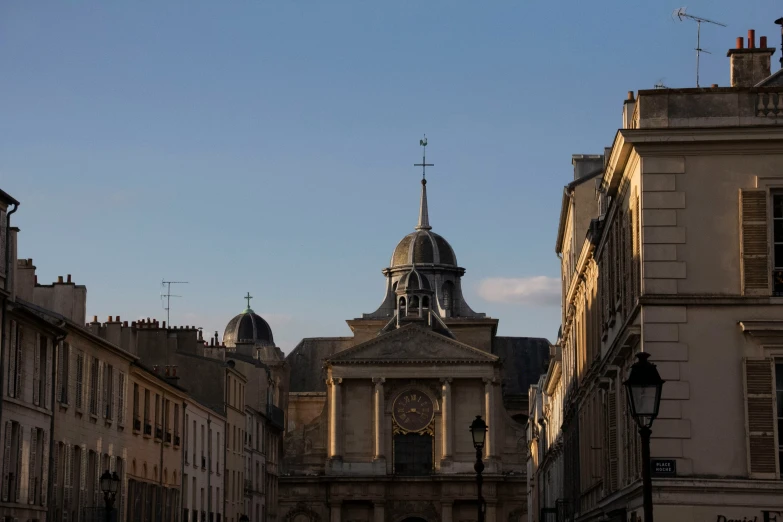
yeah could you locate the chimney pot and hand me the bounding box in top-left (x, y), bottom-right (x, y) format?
top-left (93, 315), bottom-right (98, 323)
top-left (132, 321), bottom-right (137, 327)
top-left (147, 317), bottom-right (151, 323)
top-left (748, 29), bottom-right (756, 49)
top-left (163, 321), bottom-right (167, 328)
top-left (123, 321), bottom-right (128, 327)
top-left (626, 91), bottom-right (634, 100)
top-left (761, 36), bottom-right (767, 48)
top-left (116, 315), bottom-right (120, 322)
top-left (67, 274), bottom-right (71, 283)
top-left (108, 316), bottom-right (113, 322)
top-left (57, 276), bottom-right (63, 283)
top-left (737, 37), bottom-right (744, 49)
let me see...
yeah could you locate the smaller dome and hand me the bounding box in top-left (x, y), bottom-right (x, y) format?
top-left (223, 308), bottom-right (275, 348)
top-left (391, 230), bottom-right (457, 268)
top-left (397, 268), bottom-right (431, 292)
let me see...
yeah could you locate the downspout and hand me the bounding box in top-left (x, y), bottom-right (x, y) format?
top-left (181, 402), bottom-right (187, 522)
top-left (48, 323), bottom-right (67, 521)
top-left (0, 202), bottom-right (19, 434)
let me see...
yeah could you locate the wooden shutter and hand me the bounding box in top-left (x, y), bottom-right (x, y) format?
top-left (44, 339), bottom-right (52, 410)
top-left (743, 358), bottom-right (778, 478)
top-left (93, 452), bottom-right (100, 506)
top-left (740, 190), bottom-right (770, 295)
top-left (51, 443), bottom-right (59, 508)
top-left (33, 336), bottom-right (41, 406)
top-left (79, 444), bottom-right (86, 514)
top-left (2, 421), bottom-right (11, 501)
top-left (63, 444), bottom-right (72, 509)
top-left (633, 194), bottom-right (640, 302)
top-left (97, 360), bottom-right (103, 418)
top-left (16, 325), bottom-right (24, 402)
top-left (28, 427), bottom-right (37, 504)
top-left (57, 342), bottom-right (65, 403)
top-left (8, 321), bottom-right (17, 397)
top-left (607, 386), bottom-right (618, 492)
top-left (75, 353), bottom-right (83, 410)
top-left (15, 423), bottom-right (22, 502)
top-left (118, 373), bottom-right (126, 426)
top-left (41, 431), bottom-right (49, 506)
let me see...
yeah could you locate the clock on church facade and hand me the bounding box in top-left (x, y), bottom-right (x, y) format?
top-left (393, 390), bottom-right (434, 432)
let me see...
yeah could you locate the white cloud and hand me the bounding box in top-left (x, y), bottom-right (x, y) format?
top-left (477, 276), bottom-right (561, 306)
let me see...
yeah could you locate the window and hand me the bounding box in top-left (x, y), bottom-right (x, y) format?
top-left (89, 357), bottom-right (99, 415)
top-left (773, 194), bottom-right (783, 295)
top-left (27, 427), bottom-right (43, 504)
top-left (33, 334), bottom-right (47, 406)
top-left (75, 351), bottom-right (84, 410)
top-left (118, 372), bottom-right (126, 426)
top-left (133, 383), bottom-right (140, 429)
top-left (1, 421), bottom-right (22, 502)
top-left (155, 394), bottom-right (161, 439)
top-left (174, 404), bottom-right (180, 444)
top-left (59, 341), bottom-right (70, 404)
top-left (777, 362), bottom-right (783, 477)
top-left (216, 432), bottom-right (220, 474)
top-left (8, 321), bottom-right (23, 399)
top-left (144, 389), bottom-right (151, 434)
top-left (104, 364), bottom-right (114, 419)
top-left (393, 433), bottom-right (433, 476)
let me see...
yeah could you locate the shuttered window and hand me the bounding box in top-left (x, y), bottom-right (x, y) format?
top-left (607, 385), bottom-right (618, 492)
top-left (743, 358), bottom-right (778, 478)
top-left (740, 190), bottom-right (770, 295)
top-left (776, 363), bottom-right (783, 478)
top-left (773, 194), bottom-right (783, 295)
top-left (58, 342), bottom-right (70, 404)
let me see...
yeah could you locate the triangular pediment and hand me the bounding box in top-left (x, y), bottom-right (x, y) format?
top-left (327, 324), bottom-right (498, 365)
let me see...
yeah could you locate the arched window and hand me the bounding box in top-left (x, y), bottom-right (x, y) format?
top-left (422, 296), bottom-right (429, 309)
top-left (394, 432), bottom-right (433, 476)
top-left (410, 295), bottom-right (419, 311)
top-left (399, 297), bottom-right (406, 315)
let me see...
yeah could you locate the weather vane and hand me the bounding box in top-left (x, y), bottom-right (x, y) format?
top-left (414, 135), bottom-right (434, 180)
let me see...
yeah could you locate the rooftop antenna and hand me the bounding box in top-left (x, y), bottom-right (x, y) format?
top-left (673, 7), bottom-right (727, 88)
top-left (161, 279), bottom-right (188, 326)
top-left (654, 78), bottom-right (670, 89)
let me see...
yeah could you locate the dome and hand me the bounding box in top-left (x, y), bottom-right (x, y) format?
top-left (397, 268), bottom-right (432, 292)
top-left (391, 230), bottom-right (457, 268)
top-left (223, 308), bottom-right (275, 348)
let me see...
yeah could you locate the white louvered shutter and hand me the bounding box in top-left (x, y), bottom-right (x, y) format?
top-left (17, 326), bottom-right (24, 402)
top-left (113, 370), bottom-right (118, 422)
top-left (15, 423), bottom-right (23, 502)
top-left (8, 321), bottom-right (17, 397)
top-left (44, 339), bottom-right (52, 410)
top-left (40, 431), bottom-right (49, 506)
top-left (97, 361), bottom-right (103, 418)
top-left (57, 341), bottom-right (65, 403)
top-left (33, 336), bottom-right (41, 406)
top-left (63, 444), bottom-right (71, 510)
top-left (28, 428), bottom-right (37, 504)
top-left (2, 421), bottom-right (11, 501)
top-left (744, 357), bottom-right (778, 478)
top-left (118, 373), bottom-right (126, 426)
top-left (80, 444), bottom-right (86, 513)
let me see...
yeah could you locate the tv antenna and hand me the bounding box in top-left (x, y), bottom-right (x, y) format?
top-left (161, 279), bottom-right (189, 326)
top-left (673, 7), bottom-right (727, 88)
top-left (654, 78), bottom-right (670, 89)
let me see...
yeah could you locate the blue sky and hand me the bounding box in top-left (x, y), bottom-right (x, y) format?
top-left (1, 1), bottom-right (779, 351)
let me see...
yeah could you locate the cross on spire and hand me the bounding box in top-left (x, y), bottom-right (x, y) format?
top-left (414, 135), bottom-right (434, 180)
top-left (244, 292), bottom-right (253, 310)
top-left (414, 136), bottom-right (432, 231)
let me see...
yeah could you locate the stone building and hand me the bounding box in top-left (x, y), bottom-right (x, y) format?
top-left (183, 394), bottom-right (226, 522)
top-left (280, 172), bottom-right (549, 522)
top-left (532, 27), bottom-right (783, 522)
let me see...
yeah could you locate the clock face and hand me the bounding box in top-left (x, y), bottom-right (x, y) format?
top-left (393, 390), bottom-right (434, 432)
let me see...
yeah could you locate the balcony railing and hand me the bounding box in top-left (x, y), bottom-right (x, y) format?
top-left (267, 403), bottom-right (285, 431)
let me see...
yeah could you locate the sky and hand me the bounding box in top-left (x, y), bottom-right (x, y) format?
top-left (1, 1), bottom-right (779, 352)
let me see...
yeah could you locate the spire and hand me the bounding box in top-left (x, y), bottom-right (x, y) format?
top-left (415, 178), bottom-right (431, 231)
top-left (414, 135), bottom-right (433, 231)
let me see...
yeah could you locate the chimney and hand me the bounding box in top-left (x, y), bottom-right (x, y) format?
top-left (622, 91), bottom-right (636, 129)
top-left (572, 154), bottom-right (605, 181)
top-left (727, 29), bottom-right (776, 87)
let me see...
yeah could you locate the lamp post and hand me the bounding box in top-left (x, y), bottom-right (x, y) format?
top-left (470, 415), bottom-right (487, 522)
top-left (100, 470), bottom-right (120, 522)
top-left (623, 352), bottom-right (665, 522)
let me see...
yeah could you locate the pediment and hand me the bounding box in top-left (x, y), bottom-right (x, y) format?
top-left (327, 324), bottom-right (498, 365)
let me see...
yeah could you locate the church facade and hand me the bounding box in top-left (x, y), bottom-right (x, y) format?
top-left (279, 164), bottom-right (549, 522)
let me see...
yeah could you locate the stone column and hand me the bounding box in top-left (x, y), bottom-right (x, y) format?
top-left (328, 378), bottom-right (343, 459)
top-left (483, 378), bottom-right (494, 459)
top-left (485, 503), bottom-right (497, 522)
top-left (330, 501), bottom-right (342, 522)
top-left (373, 501), bottom-right (385, 522)
top-left (373, 378), bottom-right (385, 460)
top-left (440, 378), bottom-right (453, 460)
top-left (441, 502), bottom-right (453, 522)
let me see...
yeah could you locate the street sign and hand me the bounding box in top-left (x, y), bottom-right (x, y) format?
top-left (650, 458), bottom-right (676, 477)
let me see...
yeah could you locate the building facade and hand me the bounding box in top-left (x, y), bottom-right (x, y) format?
top-left (183, 395), bottom-right (226, 522)
top-left (280, 173), bottom-right (549, 522)
top-left (533, 27), bottom-right (783, 522)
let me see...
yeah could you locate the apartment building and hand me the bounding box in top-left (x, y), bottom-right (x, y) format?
top-left (183, 394), bottom-right (226, 522)
top-left (533, 27), bottom-right (783, 522)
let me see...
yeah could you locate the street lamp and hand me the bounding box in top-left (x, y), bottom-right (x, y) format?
top-left (470, 415), bottom-right (487, 522)
top-left (623, 352), bottom-right (665, 522)
top-left (100, 470), bottom-right (120, 522)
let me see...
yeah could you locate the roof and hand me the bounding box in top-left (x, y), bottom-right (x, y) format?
top-left (391, 229), bottom-right (457, 267)
top-left (757, 68), bottom-right (783, 87)
top-left (286, 337), bottom-right (354, 392)
top-left (223, 309), bottom-right (275, 347)
top-left (555, 168), bottom-right (603, 254)
top-left (0, 188), bottom-right (19, 206)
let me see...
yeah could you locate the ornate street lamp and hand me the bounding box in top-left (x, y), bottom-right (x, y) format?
top-left (623, 352), bottom-right (665, 522)
top-left (100, 470), bottom-right (120, 522)
top-left (470, 415), bottom-right (488, 522)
